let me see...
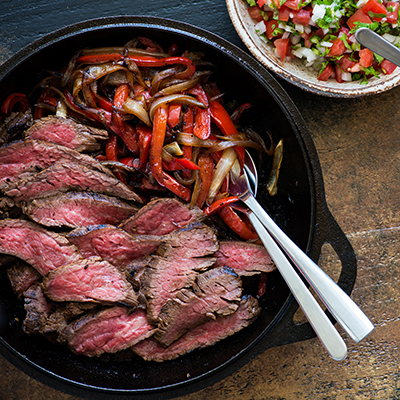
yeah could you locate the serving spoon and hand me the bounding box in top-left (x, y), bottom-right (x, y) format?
top-left (230, 152), bottom-right (374, 344)
top-left (355, 27), bottom-right (400, 67)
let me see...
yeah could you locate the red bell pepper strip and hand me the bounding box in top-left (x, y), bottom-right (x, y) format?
top-left (150, 104), bottom-right (168, 185)
top-left (181, 108), bottom-right (194, 179)
top-left (1, 93), bottom-right (30, 116)
top-left (167, 103), bottom-right (182, 128)
top-left (203, 195), bottom-right (240, 216)
top-left (209, 100), bottom-right (245, 169)
top-left (105, 133), bottom-right (119, 161)
top-left (231, 102), bottom-right (252, 123)
top-left (162, 171), bottom-right (191, 202)
top-left (77, 54), bottom-right (195, 80)
top-left (196, 153), bottom-right (215, 209)
top-left (121, 123), bottom-right (139, 155)
top-left (188, 84), bottom-right (211, 140)
top-left (112, 84), bottom-right (129, 135)
top-left (137, 125), bottom-right (152, 170)
top-left (217, 205), bottom-right (259, 241)
top-left (162, 157), bottom-right (200, 171)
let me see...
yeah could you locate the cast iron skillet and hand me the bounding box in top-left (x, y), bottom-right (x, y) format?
top-left (0, 16), bottom-right (357, 399)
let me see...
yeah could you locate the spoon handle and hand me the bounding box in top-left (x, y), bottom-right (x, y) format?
top-left (248, 213), bottom-right (347, 361)
top-left (244, 195), bottom-right (374, 343)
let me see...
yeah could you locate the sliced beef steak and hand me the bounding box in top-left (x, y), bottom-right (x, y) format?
top-left (67, 225), bottom-right (162, 268)
top-left (0, 219), bottom-right (82, 275)
top-left (120, 197), bottom-right (203, 235)
top-left (3, 162), bottom-right (143, 204)
top-left (60, 306), bottom-right (155, 357)
top-left (132, 295), bottom-right (260, 362)
top-left (42, 257), bottom-right (138, 307)
top-left (23, 192), bottom-right (138, 228)
top-left (155, 266), bottom-right (242, 346)
top-left (141, 223), bottom-right (219, 322)
top-left (23, 283), bottom-right (53, 335)
top-left (43, 302), bottom-right (98, 335)
top-left (213, 241), bottom-right (276, 276)
top-left (0, 140), bottom-right (112, 188)
top-left (24, 116), bottom-right (108, 152)
top-left (7, 260), bottom-right (41, 298)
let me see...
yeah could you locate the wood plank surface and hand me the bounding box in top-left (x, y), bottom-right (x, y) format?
top-left (1, 0), bottom-right (399, 399)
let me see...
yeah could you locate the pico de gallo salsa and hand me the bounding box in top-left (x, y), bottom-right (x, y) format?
top-left (246, 0), bottom-right (400, 83)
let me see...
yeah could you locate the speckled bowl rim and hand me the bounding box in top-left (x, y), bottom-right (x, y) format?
top-left (226, 0), bottom-right (400, 97)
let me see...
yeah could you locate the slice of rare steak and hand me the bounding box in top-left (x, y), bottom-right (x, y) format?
top-left (24, 116), bottom-right (108, 152)
top-left (42, 257), bottom-right (138, 307)
top-left (0, 140), bottom-right (113, 188)
top-left (0, 219), bottom-right (82, 275)
top-left (59, 306), bottom-right (155, 357)
top-left (3, 162), bottom-right (143, 204)
top-left (155, 266), bottom-right (242, 347)
top-left (67, 225), bottom-right (162, 268)
top-left (213, 241), bottom-right (276, 276)
top-left (141, 223), bottom-right (219, 322)
top-left (132, 295), bottom-right (260, 362)
top-left (7, 260), bottom-right (41, 298)
top-left (22, 192), bottom-right (138, 228)
top-left (120, 197), bottom-right (203, 235)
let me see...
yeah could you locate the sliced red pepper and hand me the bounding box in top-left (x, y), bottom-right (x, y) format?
top-left (196, 153), bottom-right (215, 209)
top-left (121, 122), bottom-right (139, 155)
top-left (181, 108), bottom-right (194, 179)
top-left (167, 103), bottom-right (182, 128)
top-left (203, 195), bottom-right (240, 216)
top-left (217, 205), bottom-right (259, 241)
top-left (112, 84), bottom-right (129, 135)
top-left (105, 133), bottom-right (119, 161)
top-left (137, 125), bottom-right (152, 170)
top-left (150, 104), bottom-right (168, 185)
top-left (209, 100), bottom-right (245, 169)
top-left (188, 84), bottom-right (211, 140)
top-left (162, 157), bottom-right (200, 171)
top-left (161, 171), bottom-right (191, 202)
top-left (1, 93), bottom-right (30, 116)
top-left (231, 102), bottom-right (252, 124)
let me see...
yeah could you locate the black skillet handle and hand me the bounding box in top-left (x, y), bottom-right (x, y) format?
top-left (259, 200), bottom-right (358, 350)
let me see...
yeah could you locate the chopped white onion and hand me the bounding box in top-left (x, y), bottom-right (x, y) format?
top-left (341, 72), bottom-right (352, 82)
top-left (291, 35), bottom-right (302, 45)
top-left (295, 23), bottom-right (304, 33)
top-left (255, 20), bottom-right (266, 35)
top-left (282, 31), bottom-right (290, 39)
top-left (321, 41), bottom-right (333, 47)
top-left (383, 33), bottom-right (397, 43)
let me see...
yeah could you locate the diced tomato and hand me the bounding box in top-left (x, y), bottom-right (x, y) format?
top-left (257, 0), bottom-right (268, 7)
top-left (315, 28), bottom-right (325, 38)
top-left (284, 0), bottom-right (301, 10)
top-left (361, 0), bottom-right (387, 21)
top-left (328, 38), bottom-right (346, 57)
top-left (334, 64), bottom-right (344, 83)
top-left (359, 48), bottom-right (374, 67)
top-left (248, 5), bottom-right (263, 22)
top-left (264, 20), bottom-right (281, 40)
top-left (381, 59), bottom-right (397, 74)
top-left (386, 1), bottom-right (399, 24)
top-left (318, 63), bottom-right (335, 81)
top-left (279, 5), bottom-right (291, 22)
top-left (337, 54), bottom-right (356, 72)
top-left (347, 9), bottom-right (373, 29)
top-left (301, 32), bottom-right (313, 48)
top-left (274, 38), bottom-right (290, 62)
top-left (339, 27), bottom-right (351, 39)
top-left (292, 9), bottom-right (312, 25)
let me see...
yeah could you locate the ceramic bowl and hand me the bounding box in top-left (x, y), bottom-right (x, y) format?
top-left (226, 0), bottom-right (400, 97)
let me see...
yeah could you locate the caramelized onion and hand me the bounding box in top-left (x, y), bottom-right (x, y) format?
top-left (149, 94), bottom-right (206, 121)
top-left (266, 139), bottom-right (283, 196)
top-left (120, 97), bottom-right (151, 127)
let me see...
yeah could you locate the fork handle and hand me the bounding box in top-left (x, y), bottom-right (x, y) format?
top-left (244, 194), bottom-right (374, 343)
top-left (248, 213), bottom-right (347, 360)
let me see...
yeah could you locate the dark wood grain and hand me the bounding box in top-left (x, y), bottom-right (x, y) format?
top-left (1, 0), bottom-right (400, 399)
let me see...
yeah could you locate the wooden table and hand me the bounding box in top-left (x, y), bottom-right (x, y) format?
top-left (1, 1), bottom-right (399, 399)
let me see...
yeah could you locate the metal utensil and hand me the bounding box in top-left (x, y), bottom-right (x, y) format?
top-left (355, 27), bottom-right (400, 67)
top-left (230, 152), bottom-right (374, 343)
top-left (229, 159), bottom-right (347, 360)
